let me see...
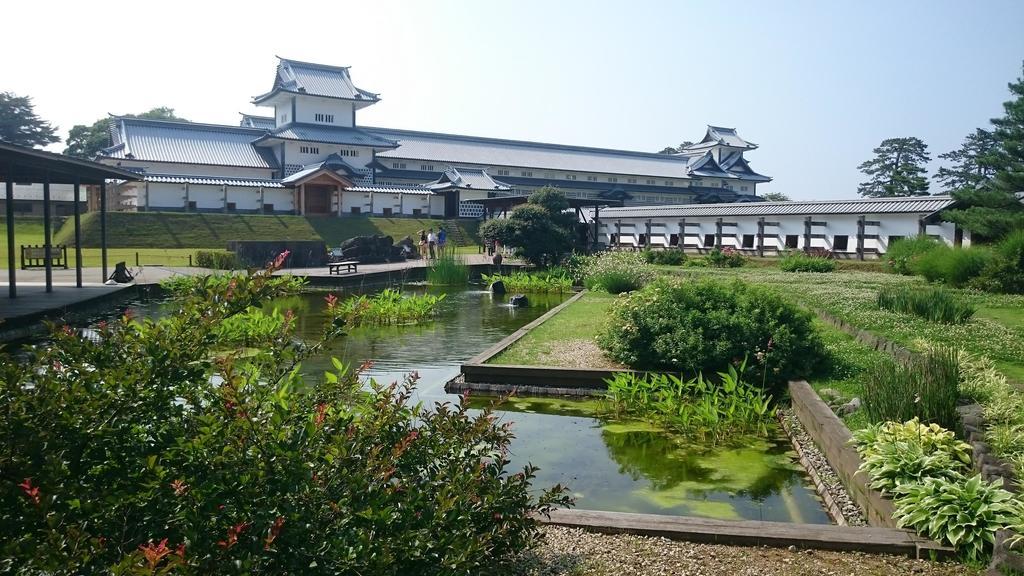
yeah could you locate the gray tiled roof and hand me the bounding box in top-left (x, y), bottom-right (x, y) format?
top-left (347, 185), bottom-right (434, 196)
top-left (594, 196), bottom-right (956, 219)
top-left (239, 114), bottom-right (275, 130)
top-left (257, 124), bottom-right (398, 148)
top-left (144, 174), bottom-right (285, 188)
top-left (102, 117), bottom-right (278, 169)
top-left (423, 167), bottom-right (512, 191)
top-left (253, 58), bottom-right (379, 103)
top-left (684, 126), bottom-right (757, 150)
top-left (281, 153), bottom-right (367, 184)
top-left (368, 127), bottom-right (768, 182)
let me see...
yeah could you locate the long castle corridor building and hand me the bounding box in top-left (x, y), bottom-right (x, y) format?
top-left (95, 57), bottom-right (771, 218)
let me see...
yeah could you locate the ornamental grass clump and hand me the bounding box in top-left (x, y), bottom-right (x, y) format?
top-left (576, 251), bottom-right (655, 294)
top-left (0, 256), bottom-right (570, 574)
top-left (331, 288), bottom-right (445, 326)
top-left (877, 285), bottom-right (975, 324)
top-left (596, 279), bottom-right (822, 390)
top-left (885, 235), bottom-right (943, 275)
top-left (604, 360), bottom-right (776, 443)
top-left (426, 250), bottom-right (469, 285)
top-left (862, 347), bottom-right (960, 429)
top-left (778, 251), bottom-right (837, 273)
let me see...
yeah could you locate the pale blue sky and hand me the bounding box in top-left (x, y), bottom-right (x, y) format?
top-left (6, 0), bottom-right (1024, 199)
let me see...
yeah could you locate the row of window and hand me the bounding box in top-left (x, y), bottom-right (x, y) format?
top-left (610, 233), bottom-right (856, 251)
top-left (300, 146), bottom-right (320, 155)
top-left (314, 113), bottom-right (335, 123)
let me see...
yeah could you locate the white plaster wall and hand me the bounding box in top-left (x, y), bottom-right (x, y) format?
top-left (283, 142), bottom-right (372, 169)
top-left (226, 186), bottom-right (261, 211)
top-left (429, 195), bottom-right (446, 216)
top-left (189, 185), bottom-right (224, 210)
top-left (147, 182), bottom-right (185, 208)
top-left (341, 190), bottom-right (372, 214)
top-left (370, 193), bottom-right (403, 215)
top-left (295, 95), bottom-right (355, 127)
top-left (399, 194), bottom-right (432, 216)
top-left (262, 189), bottom-right (294, 212)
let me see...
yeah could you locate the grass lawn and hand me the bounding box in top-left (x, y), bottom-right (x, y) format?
top-left (49, 212), bottom-right (481, 250)
top-left (489, 291), bottom-right (618, 366)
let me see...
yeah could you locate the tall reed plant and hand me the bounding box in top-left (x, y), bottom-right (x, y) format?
top-left (426, 248), bottom-right (469, 286)
top-left (877, 285), bottom-right (975, 324)
top-left (331, 289), bottom-right (446, 326)
top-left (862, 347), bottom-right (960, 429)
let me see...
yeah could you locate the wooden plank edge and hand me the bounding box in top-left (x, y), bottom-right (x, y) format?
top-left (464, 290), bottom-right (588, 365)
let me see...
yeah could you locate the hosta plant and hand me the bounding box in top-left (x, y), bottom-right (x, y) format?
top-left (893, 475), bottom-right (1023, 563)
top-left (852, 419), bottom-right (972, 494)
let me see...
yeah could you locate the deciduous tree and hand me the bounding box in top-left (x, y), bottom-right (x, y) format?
top-left (758, 192), bottom-right (791, 202)
top-left (64, 107), bottom-right (188, 158)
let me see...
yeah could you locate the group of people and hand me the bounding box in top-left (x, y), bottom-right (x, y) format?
top-left (418, 227), bottom-right (447, 259)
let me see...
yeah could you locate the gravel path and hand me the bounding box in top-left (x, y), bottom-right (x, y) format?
top-left (515, 526), bottom-right (977, 575)
top-left (779, 409), bottom-right (867, 526)
top-left (533, 339), bottom-right (625, 370)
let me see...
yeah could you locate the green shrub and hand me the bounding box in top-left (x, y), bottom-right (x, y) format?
top-left (877, 285), bottom-right (975, 324)
top-left (577, 251), bottom-right (655, 294)
top-left (779, 252), bottom-right (837, 273)
top-left (972, 229), bottom-right (1024, 294)
top-left (194, 249), bottom-right (239, 270)
top-left (214, 306), bottom-right (293, 347)
top-left (604, 360), bottom-right (775, 442)
top-left (426, 251), bottom-right (469, 285)
top-left (911, 245), bottom-right (991, 287)
top-left (330, 288), bottom-right (446, 326)
top-left (705, 247), bottom-right (746, 268)
top-left (640, 248), bottom-right (687, 266)
top-left (596, 279), bottom-right (822, 388)
top-left (893, 475), bottom-right (1023, 563)
top-left (0, 260), bottom-right (569, 574)
top-left (886, 235), bottom-right (943, 275)
top-left (481, 271), bottom-right (572, 293)
top-left (862, 347), bottom-right (960, 429)
top-left (682, 257), bottom-right (710, 267)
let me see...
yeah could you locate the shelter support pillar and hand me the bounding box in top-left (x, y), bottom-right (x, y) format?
top-left (74, 178), bottom-right (82, 287)
top-left (100, 181), bottom-right (108, 282)
top-left (5, 170), bottom-right (14, 298)
top-left (645, 219), bottom-right (652, 248)
top-left (678, 219), bottom-right (685, 251)
top-left (615, 220), bottom-right (622, 248)
top-left (803, 216), bottom-right (812, 253)
top-left (715, 218), bottom-right (723, 248)
top-left (43, 172), bottom-right (52, 293)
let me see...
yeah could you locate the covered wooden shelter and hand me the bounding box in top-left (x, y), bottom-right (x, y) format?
top-left (2, 142), bottom-right (141, 298)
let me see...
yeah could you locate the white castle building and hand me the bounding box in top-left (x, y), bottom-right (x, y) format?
top-left (94, 57), bottom-right (770, 218)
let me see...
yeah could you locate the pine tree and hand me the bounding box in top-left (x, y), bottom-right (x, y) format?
top-left (857, 137), bottom-right (931, 197)
top-left (0, 92), bottom-right (59, 148)
top-left (944, 63), bottom-right (1024, 239)
top-left (933, 128), bottom-right (999, 192)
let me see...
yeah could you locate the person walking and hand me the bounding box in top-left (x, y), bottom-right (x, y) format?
top-left (418, 229), bottom-right (427, 259)
top-left (427, 228), bottom-right (437, 259)
top-left (437, 227), bottom-right (447, 253)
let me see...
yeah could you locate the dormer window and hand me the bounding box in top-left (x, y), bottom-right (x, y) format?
top-left (300, 146), bottom-right (320, 154)
top-left (315, 113), bottom-right (335, 123)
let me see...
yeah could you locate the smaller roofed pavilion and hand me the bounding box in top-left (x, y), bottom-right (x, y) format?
top-left (2, 141), bottom-right (141, 297)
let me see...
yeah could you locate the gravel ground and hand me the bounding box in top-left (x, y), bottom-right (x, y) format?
top-left (779, 409), bottom-right (867, 526)
top-left (514, 526), bottom-right (978, 576)
top-left (533, 339), bottom-right (625, 370)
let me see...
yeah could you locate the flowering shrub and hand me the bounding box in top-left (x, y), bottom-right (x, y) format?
top-left (0, 259), bottom-right (569, 574)
top-left (705, 247), bottom-right (746, 268)
top-left (570, 251), bottom-right (655, 294)
top-left (596, 279), bottom-right (822, 388)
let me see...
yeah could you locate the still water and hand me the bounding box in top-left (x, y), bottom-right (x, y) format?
top-left (73, 286), bottom-right (832, 524)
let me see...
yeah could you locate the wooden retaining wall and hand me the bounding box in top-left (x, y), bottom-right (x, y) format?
top-left (788, 380), bottom-right (899, 529)
top-left (542, 509), bottom-right (950, 559)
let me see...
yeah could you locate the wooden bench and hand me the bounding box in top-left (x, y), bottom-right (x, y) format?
top-left (21, 244), bottom-right (68, 270)
top-left (328, 260), bottom-right (359, 275)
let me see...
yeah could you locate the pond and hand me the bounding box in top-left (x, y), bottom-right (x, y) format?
top-left (33, 285), bottom-right (831, 524)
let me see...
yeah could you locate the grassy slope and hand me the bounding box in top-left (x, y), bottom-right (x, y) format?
top-left (52, 212), bottom-right (480, 249)
top-left (489, 291), bottom-right (618, 365)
